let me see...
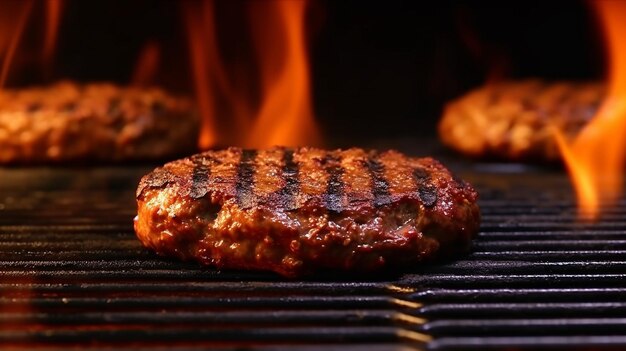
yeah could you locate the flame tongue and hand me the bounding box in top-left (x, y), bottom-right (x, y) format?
top-left (0, 0), bottom-right (33, 88)
top-left (131, 41), bottom-right (160, 87)
top-left (43, 0), bottom-right (63, 79)
top-left (0, 0), bottom-right (63, 87)
top-left (184, 0), bottom-right (319, 149)
top-left (183, 0), bottom-right (220, 149)
top-left (555, 0), bottom-right (626, 220)
top-left (246, 0), bottom-right (319, 148)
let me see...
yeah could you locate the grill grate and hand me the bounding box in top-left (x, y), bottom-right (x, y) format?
top-left (1, 166), bottom-right (626, 350)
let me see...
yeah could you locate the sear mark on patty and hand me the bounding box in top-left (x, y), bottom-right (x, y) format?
top-left (236, 150), bottom-right (258, 209)
top-left (323, 154), bottom-right (345, 213)
top-left (278, 149), bottom-right (300, 211)
top-left (413, 167), bottom-right (437, 207)
top-left (366, 155), bottom-right (391, 208)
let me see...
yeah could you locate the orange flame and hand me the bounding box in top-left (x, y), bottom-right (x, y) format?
top-left (245, 0), bottom-right (319, 147)
top-left (0, 0), bottom-right (33, 88)
top-left (183, 0), bottom-right (220, 148)
top-left (0, 0), bottom-right (62, 87)
top-left (131, 41), bottom-right (160, 87)
top-left (553, 0), bottom-right (626, 220)
top-left (43, 0), bottom-right (63, 78)
top-left (183, 0), bottom-right (319, 149)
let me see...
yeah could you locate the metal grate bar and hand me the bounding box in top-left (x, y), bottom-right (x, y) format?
top-left (429, 335), bottom-right (626, 350)
top-left (0, 327), bottom-right (403, 343)
top-left (0, 296), bottom-right (392, 310)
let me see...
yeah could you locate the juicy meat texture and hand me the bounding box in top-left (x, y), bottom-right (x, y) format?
top-left (134, 147), bottom-right (480, 277)
top-left (0, 81), bottom-right (198, 163)
top-left (439, 80), bottom-right (604, 162)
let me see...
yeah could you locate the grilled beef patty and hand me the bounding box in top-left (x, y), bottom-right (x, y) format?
top-left (439, 80), bottom-right (603, 161)
top-left (0, 81), bottom-right (197, 163)
top-left (134, 147), bottom-right (480, 277)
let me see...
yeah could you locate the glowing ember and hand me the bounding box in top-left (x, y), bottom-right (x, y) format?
top-left (131, 41), bottom-right (160, 87)
top-left (183, 0), bottom-right (319, 149)
top-left (553, 0), bottom-right (626, 220)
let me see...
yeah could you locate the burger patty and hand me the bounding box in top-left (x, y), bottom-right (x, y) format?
top-left (134, 147), bottom-right (480, 277)
top-left (439, 80), bottom-right (604, 161)
top-left (0, 81), bottom-right (198, 163)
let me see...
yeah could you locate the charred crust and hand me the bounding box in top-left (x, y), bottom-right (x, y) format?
top-left (189, 160), bottom-right (211, 199)
top-left (451, 174), bottom-right (468, 189)
top-left (413, 167), bottom-right (429, 181)
top-left (418, 184), bottom-right (438, 207)
top-left (136, 167), bottom-right (175, 199)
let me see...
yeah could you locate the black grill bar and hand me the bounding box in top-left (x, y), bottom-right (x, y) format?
top-left (422, 318), bottom-right (626, 336)
top-left (429, 336), bottom-right (626, 350)
top-left (479, 230), bottom-right (626, 239)
top-left (0, 310), bottom-right (402, 326)
top-left (418, 302), bottom-right (626, 318)
top-left (3, 259), bottom-right (626, 274)
top-left (0, 327), bottom-right (402, 344)
top-left (0, 296), bottom-right (392, 310)
top-left (412, 287), bottom-right (626, 302)
top-left (0, 281), bottom-right (392, 295)
top-left (1, 166), bottom-right (626, 349)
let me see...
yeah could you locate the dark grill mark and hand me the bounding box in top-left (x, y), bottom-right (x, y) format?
top-left (279, 149), bottom-right (300, 211)
top-left (413, 168), bottom-right (437, 207)
top-left (189, 157), bottom-right (211, 199)
top-left (324, 154), bottom-right (344, 213)
top-left (236, 150), bottom-right (258, 209)
top-left (366, 156), bottom-right (390, 207)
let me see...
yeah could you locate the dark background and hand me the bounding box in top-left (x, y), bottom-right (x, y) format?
top-left (10, 0), bottom-right (602, 142)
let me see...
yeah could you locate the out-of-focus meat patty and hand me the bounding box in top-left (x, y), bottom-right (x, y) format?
top-left (439, 80), bottom-right (604, 161)
top-left (0, 81), bottom-right (198, 163)
top-left (134, 147), bottom-right (480, 277)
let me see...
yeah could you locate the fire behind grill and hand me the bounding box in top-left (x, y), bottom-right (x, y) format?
top-left (2, 160), bottom-right (626, 350)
